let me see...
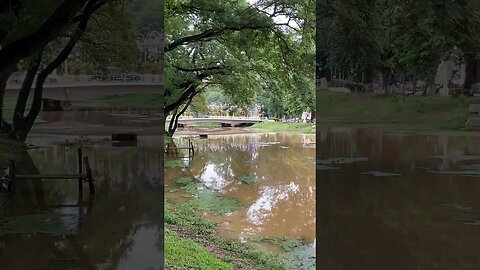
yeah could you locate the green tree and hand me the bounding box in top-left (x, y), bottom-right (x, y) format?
top-left (0, 0), bottom-right (96, 128)
top-left (0, 0), bottom-right (139, 140)
top-left (164, 0), bottom-right (315, 136)
top-left (317, 0), bottom-right (480, 94)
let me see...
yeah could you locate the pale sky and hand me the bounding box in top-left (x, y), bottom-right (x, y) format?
top-left (246, 0), bottom-right (300, 30)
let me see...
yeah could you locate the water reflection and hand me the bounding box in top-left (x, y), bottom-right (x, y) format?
top-left (31, 111), bottom-right (164, 135)
top-left (318, 126), bottom-right (480, 269)
top-left (167, 133), bottom-right (316, 242)
top-left (0, 136), bottom-right (163, 269)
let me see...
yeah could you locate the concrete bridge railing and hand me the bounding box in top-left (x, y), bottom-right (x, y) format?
top-left (6, 73), bottom-right (162, 89)
top-left (167, 116), bottom-right (267, 121)
top-left (166, 116), bottom-right (267, 127)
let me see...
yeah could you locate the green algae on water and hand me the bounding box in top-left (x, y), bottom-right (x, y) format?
top-left (165, 159), bottom-right (187, 168)
top-left (361, 171), bottom-right (402, 177)
top-left (248, 236), bottom-right (316, 270)
top-left (187, 188), bottom-right (242, 215)
top-left (282, 243), bottom-right (316, 270)
top-left (175, 176), bottom-right (194, 186)
top-left (317, 157), bottom-right (368, 165)
top-left (174, 176), bottom-right (198, 192)
top-left (237, 175), bottom-right (256, 184)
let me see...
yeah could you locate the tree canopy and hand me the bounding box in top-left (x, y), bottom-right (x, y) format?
top-left (0, 0), bottom-right (142, 140)
top-left (317, 0), bottom-right (480, 92)
top-left (164, 0), bottom-right (315, 135)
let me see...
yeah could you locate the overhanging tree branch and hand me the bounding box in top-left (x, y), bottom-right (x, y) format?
top-left (165, 24), bottom-right (275, 52)
top-left (17, 0), bottom-right (107, 139)
top-left (165, 69), bottom-right (225, 113)
top-left (173, 65), bottom-right (226, 72)
top-left (0, 0), bottom-right (90, 71)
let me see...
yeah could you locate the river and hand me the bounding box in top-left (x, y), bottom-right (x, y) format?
top-left (318, 126), bottom-right (480, 270)
top-left (0, 111), bottom-right (164, 269)
top-left (165, 131), bottom-right (316, 269)
top-left (0, 111), bottom-right (316, 269)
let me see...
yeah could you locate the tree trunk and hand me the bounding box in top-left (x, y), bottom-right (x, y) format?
top-left (166, 110), bottom-right (178, 137)
top-left (10, 53), bottom-right (42, 140)
top-left (0, 72), bottom-right (8, 131)
top-left (10, 2), bottom-right (100, 141)
top-left (166, 92), bottom-right (196, 137)
top-left (0, 65), bottom-right (17, 132)
top-left (464, 52), bottom-right (477, 90)
top-left (0, 0), bottom-right (88, 73)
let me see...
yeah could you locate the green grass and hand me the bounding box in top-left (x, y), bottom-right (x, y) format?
top-left (317, 90), bottom-right (479, 130)
top-left (77, 94), bottom-right (162, 108)
top-left (248, 121), bottom-right (315, 134)
top-left (165, 229), bottom-right (234, 270)
top-left (165, 201), bottom-right (286, 270)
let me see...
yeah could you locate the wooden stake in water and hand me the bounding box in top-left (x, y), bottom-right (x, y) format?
top-left (77, 148), bottom-right (83, 199)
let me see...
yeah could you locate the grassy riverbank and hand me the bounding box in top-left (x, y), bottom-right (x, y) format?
top-left (248, 121), bottom-right (315, 134)
top-left (165, 201), bottom-right (286, 270)
top-left (317, 90), bottom-right (480, 130)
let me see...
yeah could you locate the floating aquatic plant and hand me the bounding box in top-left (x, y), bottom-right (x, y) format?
top-left (282, 243), bottom-right (316, 270)
top-left (250, 236), bottom-right (316, 270)
top-left (317, 157), bottom-right (368, 165)
top-left (186, 188), bottom-right (242, 215)
top-left (361, 171), bottom-right (401, 177)
top-left (174, 176), bottom-right (197, 192)
top-left (428, 170), bottom-right (480, 176)
top-left (316, 165), bottom-right (339, 170)
top-left (237, 175), bottom-right (256, 184)
top-left (165, 159), bottom-right (188, 168)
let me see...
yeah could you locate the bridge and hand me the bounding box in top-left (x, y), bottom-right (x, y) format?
top-left (167, 116), bottom-right (266, 127)
top-left (5, 73), bottom-right (162, 101)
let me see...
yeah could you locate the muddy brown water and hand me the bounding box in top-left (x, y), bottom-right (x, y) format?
top-left (0, 110), bottom-right (317, 269)
top-left (0, 111), bottom-right (164, 269)
top-left (165, 133), bottom-right (316, 265)
top-left (31, 111), bottom-right (165, 135)
top-left (318, 126), bottom-right (480, 270)
top-left (0, 136), bottom-right (164, 269)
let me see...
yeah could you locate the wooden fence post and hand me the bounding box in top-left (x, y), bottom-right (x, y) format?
top-left (83, 157), bottom-right (95, 195)
top-left (8, 160), bottom-right (16, 193)
top-left (77, 148), bottom-right (83, 199)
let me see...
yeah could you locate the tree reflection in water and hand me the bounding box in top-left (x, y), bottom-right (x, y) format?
top-left (0, 137), bottom-right (164, 269)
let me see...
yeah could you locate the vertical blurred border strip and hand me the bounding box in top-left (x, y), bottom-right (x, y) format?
top-left (159, 0), bottom-right (165, 268)
top-left (315, 0), bottom-right (320, 266)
